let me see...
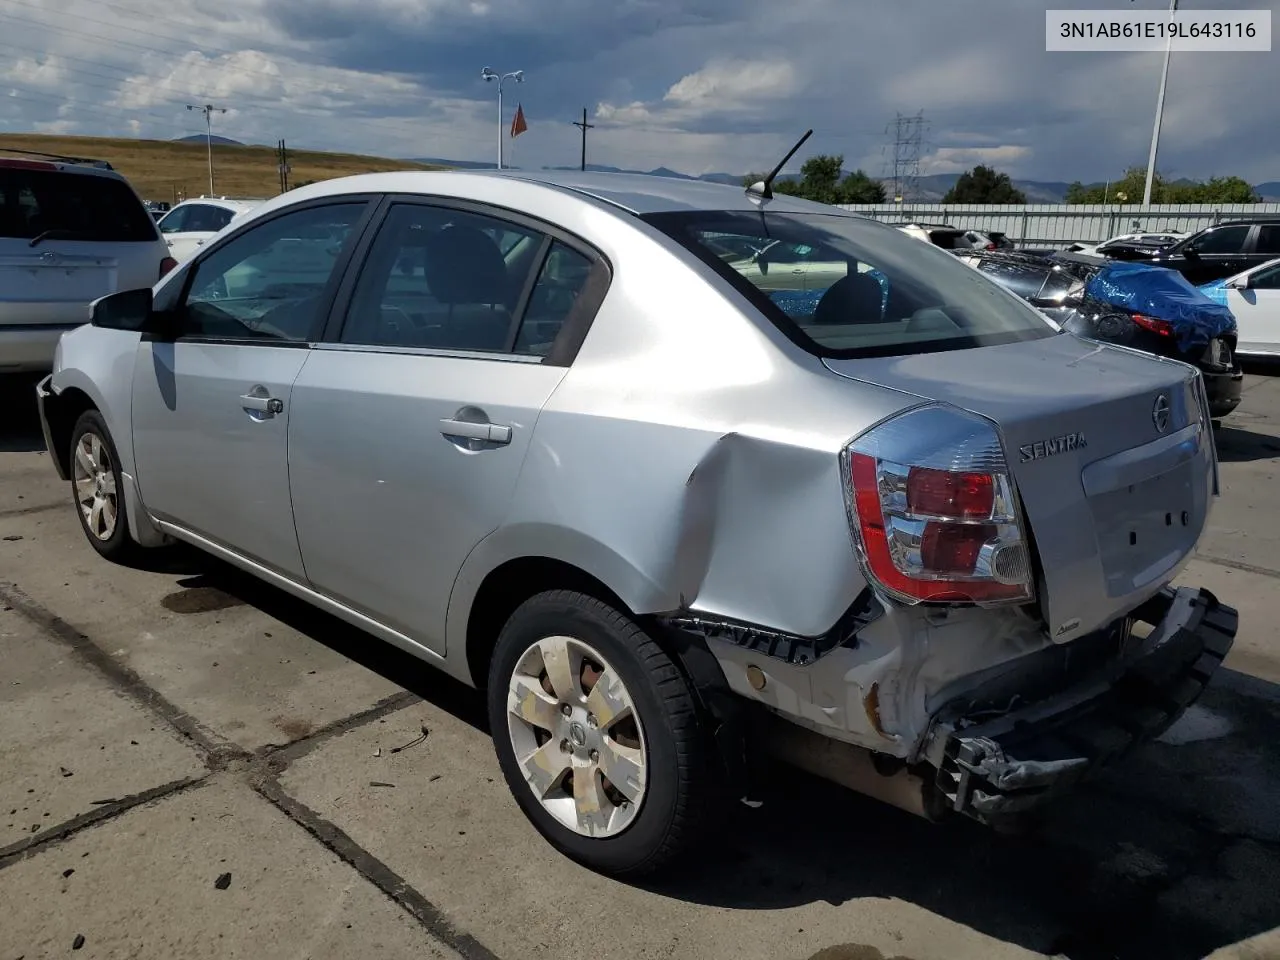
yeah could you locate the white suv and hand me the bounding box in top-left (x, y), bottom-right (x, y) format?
top-left (157, 197), bottom-right (263, 262)
top-left (0, 153), bottom-right (172, 373)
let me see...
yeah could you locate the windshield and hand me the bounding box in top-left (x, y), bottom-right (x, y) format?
top-left (644, 210), bottom-right (1057, 359)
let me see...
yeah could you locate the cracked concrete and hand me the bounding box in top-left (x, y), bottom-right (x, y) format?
top-left (2, 366), bottom-right (1280, 960)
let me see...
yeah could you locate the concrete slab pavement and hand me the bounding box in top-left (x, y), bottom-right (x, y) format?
top-left (0, 605), bottom-right (206, 853)
top-left (0, 776), bottom-right (462, 960)
top-left (3, 365), bottom-right (1280, 960)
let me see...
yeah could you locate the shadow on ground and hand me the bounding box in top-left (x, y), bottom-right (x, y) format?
top-left (0, 374), bottom-right (46, 454)
top-left (162, 554), bottom-right (1280, 960)
top-left (1214, 421), bottom-right (1280, 463)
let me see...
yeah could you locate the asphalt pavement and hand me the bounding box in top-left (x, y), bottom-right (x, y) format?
top-left (2, 368), bottom-right (1279, 960)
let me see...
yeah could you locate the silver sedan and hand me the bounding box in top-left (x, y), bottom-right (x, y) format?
top-left (37, 170), bottom-right (1235, 877)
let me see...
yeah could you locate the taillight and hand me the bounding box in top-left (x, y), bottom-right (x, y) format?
top-left (842, 404), bottom-right (1034, 605)
top-left (1131, 313), bottom-right (1173, 337)
top-left (985, 242), bottom-right (996, 251)
top-left (159, 256), bottom-right (178, 279)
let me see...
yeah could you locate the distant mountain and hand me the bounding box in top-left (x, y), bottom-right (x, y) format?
top-left (173, 134), bottom-right (243, 146)
top-left (405, 156), bottom-right (1277, 204)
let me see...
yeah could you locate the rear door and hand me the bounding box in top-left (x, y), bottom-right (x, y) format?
top-left (0, 162), bottom-right (161, 328)
top-left (130, 197), bottom-right (376, 579)
top-left (288, 198), bottom-right (608, 653)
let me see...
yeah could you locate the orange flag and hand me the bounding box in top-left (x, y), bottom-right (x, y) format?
top-left (510, 103), bottom-right (528, 138)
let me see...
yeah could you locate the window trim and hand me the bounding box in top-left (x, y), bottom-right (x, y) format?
top-left (155, 193), bottom-right (382, 347)
top-left (318, 193), bottom-right (612, 367)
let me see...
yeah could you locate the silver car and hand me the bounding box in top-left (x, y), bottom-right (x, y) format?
top-left (36, 170), bottom-right (1237, 877)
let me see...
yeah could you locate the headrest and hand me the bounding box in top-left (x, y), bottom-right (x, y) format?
top-left (419, 224), bottom-right (508, 305)
top-left (812, 272), bottom-right (885, 325)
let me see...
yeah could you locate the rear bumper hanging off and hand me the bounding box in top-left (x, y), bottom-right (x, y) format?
top-left (931, 586), bottom-right (1237, 822)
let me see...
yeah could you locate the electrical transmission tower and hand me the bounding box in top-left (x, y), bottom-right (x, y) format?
top-left (886, 110), bottom-right (925, 204)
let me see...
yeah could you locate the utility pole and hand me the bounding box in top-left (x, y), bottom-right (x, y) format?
top-left (571, 107), bottom-right (594, 172)
top-left (1143, 0), bottom-right (1179, 205)
top-left (186, 103), bottom-right (227, 196)
top-left (277, 139), bottom-right (291, 193)
top-left (886, 110), bottom-right (925, 204)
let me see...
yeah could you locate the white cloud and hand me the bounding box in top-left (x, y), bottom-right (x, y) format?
top-left (664, 59), bottom-right (799, 109)
top-left (0, 0), bottom-right (1273, 185)
top-left (924, 146), bottom-right (1034, 175)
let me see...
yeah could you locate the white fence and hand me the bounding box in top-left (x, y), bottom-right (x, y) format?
top-left (835, 203), bottom-right (1280, 249)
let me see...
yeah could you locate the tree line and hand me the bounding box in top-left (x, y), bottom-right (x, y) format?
top-left (743, 155), bottom-right (1262, 205)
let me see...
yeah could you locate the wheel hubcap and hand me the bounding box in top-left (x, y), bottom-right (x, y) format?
top-left (72, 432), bottom-right (118, 542)
top-left (506, 635), bottom-right (647, 838)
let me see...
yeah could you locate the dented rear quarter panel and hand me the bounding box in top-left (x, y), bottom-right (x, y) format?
top-left (445, 205), bottom-right (923, 666)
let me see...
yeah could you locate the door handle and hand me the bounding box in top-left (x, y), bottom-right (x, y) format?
top-left (439, 418), bottom-right (512, 444)
top-left (241, 394), bottom-right (284, 415)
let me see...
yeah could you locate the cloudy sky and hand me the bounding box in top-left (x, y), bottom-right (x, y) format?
top-left (1, 0), bottom-right (1276, 183)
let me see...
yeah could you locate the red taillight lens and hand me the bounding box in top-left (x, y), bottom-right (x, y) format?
top-left (845, 406), bottom-right (1034, 606)
top-left (985, 242), bottom-right (996, 250)
top-left (159, 256), bottom-right (178, 279)
top-left (1131, 313), bottom-right (1173, 337)
top-left (921, 522), bottom-right (995, 575)
top-left (907, 467), bottom-right (994, 520)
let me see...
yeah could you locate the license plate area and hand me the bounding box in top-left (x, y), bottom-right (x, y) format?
top-left (1090, 464), bottom-right (1201, 598)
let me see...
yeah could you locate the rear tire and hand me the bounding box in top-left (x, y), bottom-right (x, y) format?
top-left (487, 590), bottom-right (711, 877)
top-left (69, 410), bottom-right (140, 564)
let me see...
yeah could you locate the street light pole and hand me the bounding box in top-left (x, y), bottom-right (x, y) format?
top-left (1142, 0), bottom-right (1178, 206)
top-left (187, 103), bottom-right (227, 196)
top-left (482, 67), bottom-right (524, 169)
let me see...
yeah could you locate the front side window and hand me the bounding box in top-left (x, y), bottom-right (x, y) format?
top-left (158, 206), bottom-right (190, 234)
top-left (1249, 261), bottom-right (1280, 290)
top-left (180, 202), bottom-right (366, 342)
top-left (646, 210), bottom-right (1056, 358)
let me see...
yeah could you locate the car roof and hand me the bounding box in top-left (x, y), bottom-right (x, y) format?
top-left (0, 156), bottom-right (126, 181)
top-left (285, 168), bottom-right (853, 217)
top-left (173, 197), bottom-right (262, 212)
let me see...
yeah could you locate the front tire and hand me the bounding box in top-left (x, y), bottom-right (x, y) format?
top-left (69, 410), bottom-right (139, 563)
top-left (487, 590), bottom-right (711, 877)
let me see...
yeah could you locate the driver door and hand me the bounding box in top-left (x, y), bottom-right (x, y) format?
top-left (130, 198), bottom-right (375, 579)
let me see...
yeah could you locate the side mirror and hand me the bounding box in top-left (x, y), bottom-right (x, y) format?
top-left (90, 287), bottom-right (154, 331)
top-left (1227, 275), bottom-right (1251, 290)
top-left (756, 249), bottom-right (771, 275)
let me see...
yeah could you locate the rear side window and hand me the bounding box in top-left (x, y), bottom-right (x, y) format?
top-left (1189, 225), bottom-right (1249, 255)
top-left (0, 167), bottom-right (156, 242)
top-left (1254, 225), bottom-right (1280, 256)
top-left (646, 210), bottom-right (1056, 359)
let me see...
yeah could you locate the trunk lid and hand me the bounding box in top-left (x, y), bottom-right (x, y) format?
top-left (825, 334), bottom-right (1215, 641)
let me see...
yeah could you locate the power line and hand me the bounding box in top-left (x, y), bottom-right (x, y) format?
top-left (571, 107), bottom-right (594, 172)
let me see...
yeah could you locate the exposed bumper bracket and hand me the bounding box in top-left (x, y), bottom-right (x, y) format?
top-left (933, 586), bottom-right (1237, 822)
top-left (659, 588), bottom-right (883, 666)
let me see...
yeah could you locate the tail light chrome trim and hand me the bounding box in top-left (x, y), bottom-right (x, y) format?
top-left (839, 403), bottom-right (1036, 607)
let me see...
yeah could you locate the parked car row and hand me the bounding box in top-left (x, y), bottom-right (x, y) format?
top-left (35, 168), bottom-right (1237, 878)
top-left (1, 152), bottom-right (176, 373)
top-left (0, 149), bottom-right (263, 373)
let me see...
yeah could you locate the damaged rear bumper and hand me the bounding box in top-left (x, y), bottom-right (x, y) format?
top-left (929, 586), bottom-right (1237, 822)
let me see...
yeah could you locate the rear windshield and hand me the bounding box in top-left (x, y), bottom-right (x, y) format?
top-left (644, 210), bottom-right (1057, 359)
top-left (0, 167), bottom-right (157, 242)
